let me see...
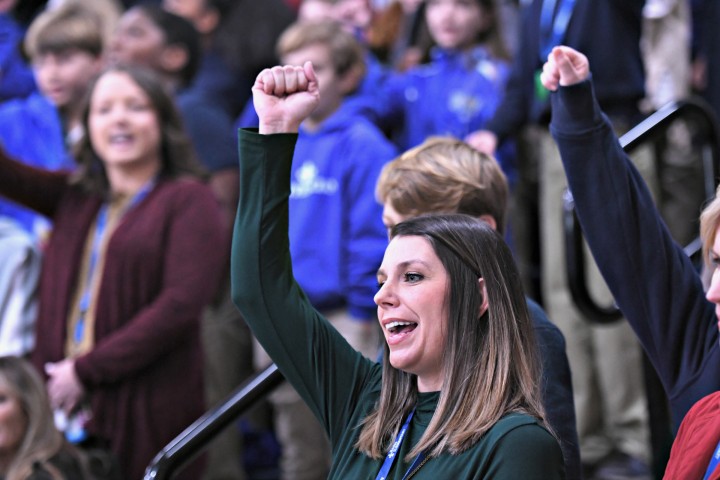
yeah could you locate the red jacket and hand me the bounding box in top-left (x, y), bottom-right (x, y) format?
top-left (664, 391), bottom-right (720, 480)
top-left (0, 150), bottom-right (226, 479)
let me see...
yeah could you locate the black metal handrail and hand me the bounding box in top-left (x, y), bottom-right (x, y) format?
top-left (143, 364), bottom-right (283, 480)
top-left (564, 96), bottom-right (720, 323)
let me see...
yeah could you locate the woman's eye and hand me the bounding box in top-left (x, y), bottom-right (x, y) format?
top-left (404, 272), bottom-right (423, 282)
top-left (712, 254), bottom-right (720, 267)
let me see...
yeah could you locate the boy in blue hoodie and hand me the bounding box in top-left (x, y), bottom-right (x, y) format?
top-left (0, 3), bottom-right (105, 240)
top-left (249, 19), bottom-right (397, 480)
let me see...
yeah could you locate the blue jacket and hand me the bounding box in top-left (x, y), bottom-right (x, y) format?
top-left (373, 46), bottom-right (515, 182)
top-left (0, 93), bottom-right (74, 236)
top-left (0, 14), bottom-right (36, 103)
top-left (289, 102), bottom-right (397, 320)
top-left (551, 79), bottom-right (717, 431)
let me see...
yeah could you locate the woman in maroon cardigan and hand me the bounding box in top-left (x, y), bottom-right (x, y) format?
top-left (0, 65), bottom-right (226, 479)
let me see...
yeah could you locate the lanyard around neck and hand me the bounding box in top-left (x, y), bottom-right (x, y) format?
top-left (375, 409), bottom-right (427, 480)
top-left (72, 180), bottom-right (155, 345)
top-left (539, 0), bottom-right (577, 62)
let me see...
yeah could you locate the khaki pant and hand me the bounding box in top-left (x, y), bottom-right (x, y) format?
top-left (538, 129), bottom-right (652, 465)
top-left (202, 280), bottom-right (254, 480)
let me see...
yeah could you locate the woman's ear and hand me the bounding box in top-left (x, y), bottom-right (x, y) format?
top-left (478, 277), bottom-right (489, 317)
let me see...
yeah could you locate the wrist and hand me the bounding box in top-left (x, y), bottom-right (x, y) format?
top-left (259, 118), bottom-right (302, 135)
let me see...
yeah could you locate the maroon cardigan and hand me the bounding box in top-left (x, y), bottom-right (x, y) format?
top-left (0, 150), bottom-right (226, 478)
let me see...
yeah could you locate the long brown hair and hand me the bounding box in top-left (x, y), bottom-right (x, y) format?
top-left (356, 214), bottom-right (546, 460)
top-left (0, 357), bottom-right (67, 480)
top-left (71, 64), bottom-right (206, 195)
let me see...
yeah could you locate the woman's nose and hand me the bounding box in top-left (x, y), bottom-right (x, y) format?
top-left (707, 267), bottom-right (720, 304)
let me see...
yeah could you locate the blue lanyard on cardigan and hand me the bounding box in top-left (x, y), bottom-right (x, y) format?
top-left (375, 409), bottom-right (426, 480)
top-left (539, 0), bottom-right (577, 61)
top-left (73, 181), bottom-right (155, 345)
top-left (704, 440), bottom-right (720, 480)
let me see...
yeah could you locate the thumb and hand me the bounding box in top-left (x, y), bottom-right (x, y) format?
top-left (303, 61), bottom-right (317, 86)
top-left (553, 48), bottom-right (576, 82)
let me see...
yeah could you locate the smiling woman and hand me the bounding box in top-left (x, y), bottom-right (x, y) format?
top-left (231, 62), bottom-right (564, 479)
top-left (0, 65), bottom-right (225, 479)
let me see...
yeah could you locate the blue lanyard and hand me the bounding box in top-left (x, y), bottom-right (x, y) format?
top-left (704, 439), bottom-right (720, 480)
top-left (539, 0), bottom-right (577, 62)
top-left (73, 181), bottom-right (155, 345)
top-left (375, 409), bottom-right (426, 480)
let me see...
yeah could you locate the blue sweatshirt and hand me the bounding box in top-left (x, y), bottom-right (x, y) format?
top-left (551, 79), bottom-right (719, 430)
top-left (377, 46), bottom-right (510, 149)
top-left (0, 93), bottom-right (74, 237)
top-left (373, 46), bottom-right (515, 183)
top-left (288, 101), bottom-right (397, 320)
top-left (0, 13), bottom-right (36, 103)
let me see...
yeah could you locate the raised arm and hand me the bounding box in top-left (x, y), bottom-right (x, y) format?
top-left (546, 46), bottom-right (719, 424)
top-left (231, 63), bottom-right (379, 440)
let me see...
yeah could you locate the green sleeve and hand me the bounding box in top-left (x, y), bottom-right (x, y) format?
top-left (230, 129), bottom-right (377, 440)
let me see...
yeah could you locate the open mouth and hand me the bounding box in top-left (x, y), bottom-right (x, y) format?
top-left (385, 321), bottom-right (418, 335)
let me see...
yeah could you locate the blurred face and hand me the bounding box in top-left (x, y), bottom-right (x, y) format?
top-left (0, 383), bottom-right (26, 458)
top-left (88, 71), bottom-right (162, 171)
top-left (282, 43), bottom-right (344, 127)
top-left (705, 227), bottom-right (720, 325)
top-left (163, 0), bottom-right (215, 34)
top-left (33, 49), bottom-right (102, 108)
top-left (425, 0), bottom-right (488, 51)
top-left (375, 235), bottom-right (449, 392)
top-left (163, 0), bottom-right (205, 20)
top-left (299, 0), bottom-right (371, 32)
top-left (0, 0), bottom-right (18, 14)
top-left (109, 8), bottom-right (166, 70)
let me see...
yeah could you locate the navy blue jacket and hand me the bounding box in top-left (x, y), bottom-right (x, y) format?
top-left (551, 79), bottom-right (719, 431)
top-left (487, 0), bottom-right (646, 142)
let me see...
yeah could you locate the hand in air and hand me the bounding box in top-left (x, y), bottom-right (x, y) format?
top-left (540, 46), bottom-right (590, 92)
top-left (253, 61), bottom-right (320, 134)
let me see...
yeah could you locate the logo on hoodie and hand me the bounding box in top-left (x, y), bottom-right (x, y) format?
top-left (290, 161), bottom-right (339, 198)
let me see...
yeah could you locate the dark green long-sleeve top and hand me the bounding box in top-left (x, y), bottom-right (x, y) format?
top-left (231, 130), bottom-right (565, 479)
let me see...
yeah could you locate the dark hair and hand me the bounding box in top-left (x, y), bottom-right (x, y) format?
top-left (357, 214), bottom-right (545, 459)
top-left (72, 64), bottom-right (206, 195)
top-left (133, 4), bottom-right (202, 87)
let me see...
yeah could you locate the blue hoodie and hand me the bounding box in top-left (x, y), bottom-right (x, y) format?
top-left (0, 93), bottom-right (74, 237)
top-left (372, 46), bottom-right (515, 184)
top-left (0, 13), bottom-right (36, 103)
top-left (288, 102), bottom-right (397, 320)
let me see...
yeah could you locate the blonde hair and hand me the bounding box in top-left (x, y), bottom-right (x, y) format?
top-left (700, 185), bottom-right (720, 264)
top-left (276, 20), bottom-right (366, 79)
top-left (24, 3), bottom-right (105, 60)
top-left (376, 136), bottom-right (509, 233)
top-left (0, 357), bottom-right (68, 480)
